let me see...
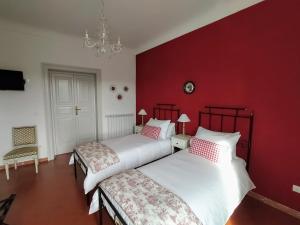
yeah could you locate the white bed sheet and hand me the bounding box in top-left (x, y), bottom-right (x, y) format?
top-left (89, 149), bottom-right (255, 225)
top-left (70, 134), bottom-right (172, 194)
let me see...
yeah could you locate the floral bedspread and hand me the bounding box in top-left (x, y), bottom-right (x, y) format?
top-left (76, 142), bottom-right (119, 174)
top-left (100, 169), bottom-right (202, 225)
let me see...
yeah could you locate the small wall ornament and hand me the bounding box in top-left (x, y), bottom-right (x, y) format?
top-left (110, 85), bottom-right (116, 92)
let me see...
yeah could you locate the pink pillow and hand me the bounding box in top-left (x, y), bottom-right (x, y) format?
top-left (189, 137), bottom-right (227, 163)
top-left (141, 125), bottom-right (161, 140)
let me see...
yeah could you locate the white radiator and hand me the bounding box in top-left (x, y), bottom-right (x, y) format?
top-left (105, 113), bottom-right (135, 139)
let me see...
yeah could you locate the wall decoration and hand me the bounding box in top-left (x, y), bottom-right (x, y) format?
top-left (183, 81), bottom-right (195, 94)
top-left (110, 85), bottom-right (116, 92)
top-left (111, 85), bottom-right (128, 100)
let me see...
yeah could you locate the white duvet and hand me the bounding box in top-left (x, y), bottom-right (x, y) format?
top-left (69, 134), bottom-right (171, 194)
top-left (89, 149), bottom-right (255, 225)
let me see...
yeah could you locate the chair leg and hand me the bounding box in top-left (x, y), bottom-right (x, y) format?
top-left (5, 163), bottom-right (9, 180)
top-left (34, 157), bottom-right (38, 174)
top-left (14, 159), bottom-right (17, 170)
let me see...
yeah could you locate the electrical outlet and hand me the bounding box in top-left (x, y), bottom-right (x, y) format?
top-left (292, 185), bottom-right (300, 194)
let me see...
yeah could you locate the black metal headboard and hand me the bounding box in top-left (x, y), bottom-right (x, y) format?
top-left (198, 106), bottom-right (254, 171)
top-left (153, 104), bottom-right (180, 132)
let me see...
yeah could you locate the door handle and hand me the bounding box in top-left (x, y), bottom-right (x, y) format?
top-left (75, 106), bottom-right (81, 115)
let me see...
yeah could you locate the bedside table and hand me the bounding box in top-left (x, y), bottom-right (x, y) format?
top-left (134, 125), bottom-right (144, 134)
top-left (171, 134), bottom-right (192, 153)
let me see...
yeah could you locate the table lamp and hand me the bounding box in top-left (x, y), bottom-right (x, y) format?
top-left (178, 113), bottom-right (191, 135)
top-left (138, 109), bottom-right (147, 125)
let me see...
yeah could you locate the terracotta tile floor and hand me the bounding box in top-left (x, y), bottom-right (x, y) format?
top-left (1, 154), bottom-right (299, 225)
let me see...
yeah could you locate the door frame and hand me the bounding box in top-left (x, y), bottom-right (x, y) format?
top-left (42, 63), bottom-right (102, 160)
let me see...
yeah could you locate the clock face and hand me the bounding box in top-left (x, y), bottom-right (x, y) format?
top-left (183, 81), bottom-right (195, 94)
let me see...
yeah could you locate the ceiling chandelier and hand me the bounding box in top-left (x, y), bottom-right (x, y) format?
top-left (83, 0), bottom-right (122, 56)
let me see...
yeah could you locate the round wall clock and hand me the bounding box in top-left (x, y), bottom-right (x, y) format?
top-left (183, 81), bottom-right (195, 94)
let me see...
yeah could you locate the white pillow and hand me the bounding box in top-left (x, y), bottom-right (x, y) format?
top-left (166, 123), bottom-right (176, 139)
top-left (146, 118), bottom-right (170, 140)
top-left (195, 126), bottom-right (241, 159)
top-left (154, 118), bottom-right (175, 139)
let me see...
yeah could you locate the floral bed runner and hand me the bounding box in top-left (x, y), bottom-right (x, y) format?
top-left (76, 142), bottom-right (119, 174)
top-left (101, 169), bottom-right (202, 225)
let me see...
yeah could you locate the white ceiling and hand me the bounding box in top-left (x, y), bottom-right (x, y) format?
top-left (0, 0), bottom-right (262, 53)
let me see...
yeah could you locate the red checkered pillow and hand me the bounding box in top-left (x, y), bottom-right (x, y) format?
top-left (141, 125), bottom-right (161, 140)
top-left (189, 137), bottom-right (228, 163)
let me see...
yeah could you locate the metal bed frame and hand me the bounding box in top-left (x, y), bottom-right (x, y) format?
top-left (153, 103), bottom-right (180, 131)
top-left (73, 104), bottom-right (180, 204)
top-left (0, 194), bottom-right (16, 225)
top-left (198, 106), bottom-right (254, 171)
top-left (97, 105), bottom-right (254, 225)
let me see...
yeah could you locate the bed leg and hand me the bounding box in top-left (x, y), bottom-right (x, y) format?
top-left (73, 151), bottom-right (77, 180)
top-left (98, 187), bottom-right (103, 225)
top-left (98, 207), bottom-right (103, 225)
top-left (86, 192), bottom-right (90, 206)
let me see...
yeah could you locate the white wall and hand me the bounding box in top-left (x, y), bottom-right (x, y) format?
top-left (0, 20), bottom-right (136, 165)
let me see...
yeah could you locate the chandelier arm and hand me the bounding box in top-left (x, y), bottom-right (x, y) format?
top-left (84, 39), bottom-right (98, 48)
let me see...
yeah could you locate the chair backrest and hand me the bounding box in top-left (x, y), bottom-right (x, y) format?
top-left (12, 126), bottom-right (37, 147)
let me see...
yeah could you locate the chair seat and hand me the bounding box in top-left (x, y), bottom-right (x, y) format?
top-left (3, 147), bottom-right (38, 160)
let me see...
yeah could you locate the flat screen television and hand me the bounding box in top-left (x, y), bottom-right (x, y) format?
top-left (0, 69), bottom-right (25, 91)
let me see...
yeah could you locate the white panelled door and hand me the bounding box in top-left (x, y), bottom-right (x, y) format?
top-left (50, 71), bottom-right (97, 155)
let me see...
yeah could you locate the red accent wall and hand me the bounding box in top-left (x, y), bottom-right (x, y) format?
top-left (136, 0), bottom-right (300, 211)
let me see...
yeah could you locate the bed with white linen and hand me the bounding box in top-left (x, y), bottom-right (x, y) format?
top-left (90, 150), bottom-right (255, 225)
top-left (89, 106), bottom-right (255, 225)
top-left (71, 133), bottom-right (172, 194)
top-left (70, 104), bottom-right (180, 195)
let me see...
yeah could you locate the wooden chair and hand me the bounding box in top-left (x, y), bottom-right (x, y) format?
top-left (0, 194), bottom-right (15, 225)
top-left (3, 126), bottom-right (38, 180)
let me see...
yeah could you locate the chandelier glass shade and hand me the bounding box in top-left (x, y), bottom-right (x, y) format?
top-left (83, 0), bottom-right (122, 56)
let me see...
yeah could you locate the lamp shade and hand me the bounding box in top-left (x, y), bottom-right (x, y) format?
top-left (178, 113), bottom-right (191, 123)
top-left (138, 109), bottom-right (147, 116)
